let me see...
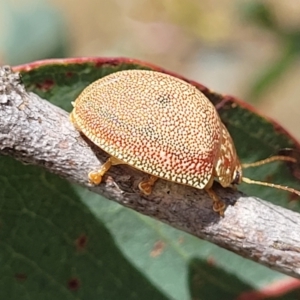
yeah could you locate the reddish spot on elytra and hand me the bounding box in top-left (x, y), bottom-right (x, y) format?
top-left (75, 234), bottom-right (88, 251)
top-left (36, 79), bottom-right (54, 91)
top-left (15, 273), bottom-right (27, 282)
top-left (68, 278), bottom-right (80, 291)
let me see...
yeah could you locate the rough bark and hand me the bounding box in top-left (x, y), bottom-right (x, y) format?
top-left (1, 65), bottom-right (300, 279)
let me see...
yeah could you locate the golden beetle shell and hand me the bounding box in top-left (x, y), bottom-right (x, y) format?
top-left (70, 70), bottom-right (242, 192)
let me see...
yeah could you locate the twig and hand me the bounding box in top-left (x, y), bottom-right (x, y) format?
top-left (1, 65), bottom-right (300, 279)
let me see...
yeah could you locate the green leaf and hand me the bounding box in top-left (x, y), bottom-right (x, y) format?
top-left (188, 259), bottom-right (251, 299)
top-left (2, 57), bottom-right (299, 299)
top-left (0, 157), bottom-right (168, 300)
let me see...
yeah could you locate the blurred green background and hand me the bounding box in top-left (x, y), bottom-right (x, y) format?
top-left (1, 0), bottom-right (300, 140)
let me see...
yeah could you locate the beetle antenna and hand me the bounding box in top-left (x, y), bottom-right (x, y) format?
top-left (242, 155), bottom-right (296, 169)
top-left (242, 155), bottom-right (300, 196)
top-left (242, 177), bottom-right (300, 196)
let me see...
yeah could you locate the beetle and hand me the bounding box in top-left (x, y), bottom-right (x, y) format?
top-left (70, 69), bottom-right (299, 215)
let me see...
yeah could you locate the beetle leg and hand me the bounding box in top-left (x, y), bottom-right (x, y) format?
top-left (88, 156), bottom-right (124, 185)
top-left (139, 175), bottom-right (158, 195)
top-left (205, 188), bottom-right (225, 217)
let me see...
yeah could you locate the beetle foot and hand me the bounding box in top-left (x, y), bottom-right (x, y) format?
top-left (139, 175), bottom-right (158, 195)
top-left (212, 201), bottom-right (225, 217)
top-left (205, 188), bottom-right (225, 217)
top-left (88, 171), bottom-right (103, 185)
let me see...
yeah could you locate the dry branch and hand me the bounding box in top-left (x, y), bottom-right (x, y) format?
top-left (1, 65), bottom-right (300, 279)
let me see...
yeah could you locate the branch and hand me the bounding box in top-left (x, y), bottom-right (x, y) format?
top-left (1, 65), bottom-right (300, 279)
